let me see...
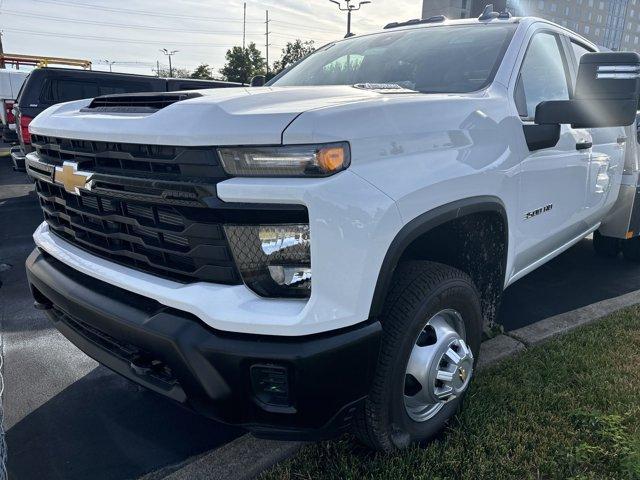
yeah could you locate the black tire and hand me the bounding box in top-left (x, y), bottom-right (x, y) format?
top-left (593, 231), bottom-right (621, 258)
top-left (622, 236), bottom-right (640, 262)
top-left (354, 261), bottom-right (483, 452)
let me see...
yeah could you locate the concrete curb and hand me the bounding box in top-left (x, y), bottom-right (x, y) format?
top-left (149, 435), bottom-right (303, 480)
top-left (477, 333), bottom-right (525, 370)
top-left (152, 290), bottom-right (640, 480)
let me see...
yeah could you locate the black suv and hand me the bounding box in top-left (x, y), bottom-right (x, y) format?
top-left (12, 68), bottom-right (238, 170)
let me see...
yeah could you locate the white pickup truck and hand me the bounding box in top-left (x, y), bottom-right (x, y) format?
top-left (24, 11), bottom-right (640, 451)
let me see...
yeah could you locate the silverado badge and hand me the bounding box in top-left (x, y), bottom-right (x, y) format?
top-left (53, 162), bottom-right (93, 195)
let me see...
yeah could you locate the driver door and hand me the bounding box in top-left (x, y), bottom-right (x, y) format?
top-left (512, 30), bottom-right (591, 275)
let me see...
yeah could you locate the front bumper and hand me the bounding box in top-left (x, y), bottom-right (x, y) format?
top-left (10, 145), bottom-right (25, 170)
top-left (26, 248), bottom-right (382, 440)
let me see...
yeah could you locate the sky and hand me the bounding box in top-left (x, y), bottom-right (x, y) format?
top-left (0, 0), bottom-right (421, 76)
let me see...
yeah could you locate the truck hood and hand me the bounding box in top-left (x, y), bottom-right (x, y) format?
top-left (29, 85), bottom-right (389, 146)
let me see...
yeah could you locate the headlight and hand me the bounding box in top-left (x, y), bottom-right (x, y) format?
top-left (217, 142), bottom-right (350, 177)
top-left (224, 224), bottom-right (311, 298)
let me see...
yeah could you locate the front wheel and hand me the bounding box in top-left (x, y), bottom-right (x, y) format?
top-left (354, 261), bottom-right (483, 452)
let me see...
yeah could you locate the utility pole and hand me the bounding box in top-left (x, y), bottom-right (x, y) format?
top-left (265, 10), bottom-right (270, 76)
top-left (0, 31), bottom-right (5, 69)
top-left (156, 60), bottom-right (160, 77)
top-left (160, 48), bottom-right (178, 77)
top-left (242, 2), bottom-right (247, 50)
top-left (329, 0), bottom-right (371, 37)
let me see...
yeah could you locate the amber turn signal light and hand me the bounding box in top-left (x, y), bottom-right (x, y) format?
top-left (317, 146), bottom-right (346, 173)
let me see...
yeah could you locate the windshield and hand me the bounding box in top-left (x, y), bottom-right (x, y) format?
top-left (271, 24), bottom-right (516, 93)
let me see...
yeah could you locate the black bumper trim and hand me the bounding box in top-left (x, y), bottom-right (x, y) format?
top-left (11, 146), bottom-right (26, 171)
top-left (26, 248), bottom-right (381, 440)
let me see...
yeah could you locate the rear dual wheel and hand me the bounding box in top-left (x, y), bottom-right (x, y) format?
top-left (593, 231), bottom-right (621, 258)
top-left (354, 261), bottom-right (482, 452)
top-left (622, 236), bottom-right (640, 262)
top-left (593, 230), bottom-right (640, 261)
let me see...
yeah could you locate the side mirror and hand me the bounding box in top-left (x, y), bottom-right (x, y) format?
top-left (250, 75), bottom-right (266, 87)
top-left (535, 52), bottom-right (640, 128)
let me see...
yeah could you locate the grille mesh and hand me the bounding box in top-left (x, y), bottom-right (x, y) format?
top-left (36, 179), bottom-right (239, 283)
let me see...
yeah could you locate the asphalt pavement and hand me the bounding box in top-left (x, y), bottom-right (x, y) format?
top-left (497, 235), bottom-right (640, 329)
top-left (3, 154), bottom-right (640, 479)
top-left (0, 158), bottom-right (242, 480)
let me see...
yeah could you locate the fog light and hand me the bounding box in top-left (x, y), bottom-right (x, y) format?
top-left (250, 364), bottom-right (294, 411)
top-left (224, 224), bottom-right (311, 298)
top-left (267, 265), bottom-right (312, 286)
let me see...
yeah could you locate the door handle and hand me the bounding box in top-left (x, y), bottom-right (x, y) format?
top-left (576, 141), bottom-right (592, 150)
top-left (617, 136), bottom-right (627, 145)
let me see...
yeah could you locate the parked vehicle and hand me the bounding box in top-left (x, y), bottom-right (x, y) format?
top-left (23, 12), bottom-right (640, 451)
top-left (0, 69), bottom-right (29, 144)
top-left (12, 68), bottom-right (239, 170)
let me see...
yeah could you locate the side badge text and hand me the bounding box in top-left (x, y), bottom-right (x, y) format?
top-left (524, 204), bottom-right (553, 220)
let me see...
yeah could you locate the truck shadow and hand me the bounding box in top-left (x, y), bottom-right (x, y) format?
top-left (6, 366), bottom-right (242, 480)
top-left (498, 236), bottom-right (640, 330)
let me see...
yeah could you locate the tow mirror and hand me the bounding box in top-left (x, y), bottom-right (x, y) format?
top-left (535, 52), bottom-right (640, 128)
top-left (250, 75), bottom-right (266, 87)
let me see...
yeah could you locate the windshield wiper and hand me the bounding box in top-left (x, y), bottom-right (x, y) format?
top-left (352, 83), bottom-right (417, 92)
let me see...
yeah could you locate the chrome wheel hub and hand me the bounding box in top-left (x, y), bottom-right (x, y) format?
top-left (403, 309), bottom-right (473, 422)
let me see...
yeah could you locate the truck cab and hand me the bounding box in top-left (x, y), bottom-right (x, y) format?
top-left (0, 69), bottom-right (29, 144)
top-left (23, 13), bottom-right (640, 451)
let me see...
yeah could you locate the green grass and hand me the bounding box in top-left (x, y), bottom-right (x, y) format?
top-left (262, 307), bottom-right (640, 480)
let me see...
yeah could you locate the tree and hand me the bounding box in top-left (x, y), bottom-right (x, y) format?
top-left (219, 42), bottom-right (265, 84)
top-left (155, 66), bottom-right (191, 78)
top-left (273, 40), bottom-right (315, 74)
top-left (190, 64), bottom-right (214, 80)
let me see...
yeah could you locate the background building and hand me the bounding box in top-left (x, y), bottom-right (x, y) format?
top-left (421, 0), bottom-right (640, 51)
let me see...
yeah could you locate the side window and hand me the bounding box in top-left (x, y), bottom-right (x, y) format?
top-left (570, 41), bottom-right (595, 88)
top-left (515, 32), bottom-right (570, 119)
top-left (15, 76), bottom-right (28, 103)
top-left (40, 79), bottom-right (99, 103)
top-left (571, 41), bottom-right (592, 64)
top-left (98, 81), bottom-right (156, 96)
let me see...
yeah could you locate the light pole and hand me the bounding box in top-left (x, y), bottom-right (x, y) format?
top-left (160, 48), bottom-right (178, 77)
top-left (329, 0), bottom-right (371, 38)
top-left (102, 60), bottom-right (116, 72)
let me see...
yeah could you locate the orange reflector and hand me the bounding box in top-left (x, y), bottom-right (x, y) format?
top-left (317, 146), bottom-right (345, 172)
top-left (627, 231), bottom-right (635, 239)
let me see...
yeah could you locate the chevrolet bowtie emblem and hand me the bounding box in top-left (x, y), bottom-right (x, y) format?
top-left (53, 162), bottom-right (93, 195)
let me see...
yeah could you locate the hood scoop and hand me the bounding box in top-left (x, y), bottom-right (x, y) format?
top-left (83, 91), bottom-right (203, 113)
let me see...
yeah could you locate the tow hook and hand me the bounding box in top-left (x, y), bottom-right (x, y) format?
top-left (130, 355), bottom-right (165, 377)
top-left (33, 300), bottom-right (53, 311)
